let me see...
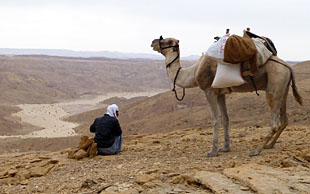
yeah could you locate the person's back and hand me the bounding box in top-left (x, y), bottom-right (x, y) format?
top-left (90, 104), bottom-right (123, 155)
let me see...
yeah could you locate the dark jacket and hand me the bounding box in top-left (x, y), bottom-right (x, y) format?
top-left (90, 114), bottom-right (122, 148)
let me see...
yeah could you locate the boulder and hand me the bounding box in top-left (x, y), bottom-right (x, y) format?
top-left (78, 136), bottom-right (89, 148)
top-left (87, 142), bottom-right (97, 158)
top-left (79, 136), bottom-right (94, 150)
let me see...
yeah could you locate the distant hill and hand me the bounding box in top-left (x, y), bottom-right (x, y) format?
top-left (0, 48), bottom-right (200, 61)
top-left (0, 55), bottom-right (181, 104)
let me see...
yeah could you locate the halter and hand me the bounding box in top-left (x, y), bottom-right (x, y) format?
top-left (158, 36), bottom-right (185, 101)
top-left (158, 36), bottom-right (180, 68)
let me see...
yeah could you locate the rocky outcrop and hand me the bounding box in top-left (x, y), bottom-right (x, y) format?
top-left (67, 136), bottom-right (97, 160)
top-left (223, 163), bottom-right (310, 194)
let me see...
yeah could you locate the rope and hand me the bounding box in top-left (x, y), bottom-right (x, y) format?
top-left (250, 76), bottom-right (259, 96)
top-left (172, 67), bottom-right (185, 101)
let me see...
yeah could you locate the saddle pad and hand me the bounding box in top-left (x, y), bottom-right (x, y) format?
top-left (211, 63), bottom-right (246, 88)
top-left (252, 38), bottom-right (273, 66)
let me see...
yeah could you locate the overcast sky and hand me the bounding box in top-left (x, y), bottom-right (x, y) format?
top-left (0, 0), bottom-right (309, 61)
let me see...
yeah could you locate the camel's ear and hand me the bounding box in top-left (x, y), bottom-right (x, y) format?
top-left (159, 35), bottom-right (163, 40)
top-left (176, 39), bottom-right (179, 44)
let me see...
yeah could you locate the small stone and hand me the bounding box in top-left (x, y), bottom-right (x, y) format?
top-left (96, 183), bottom-right (112, 193)
top-left (213, 164), bottom-right (222, 168)
top-left (173, 184), bottom-right (190, 192)
top-left (74, 149), bottom-right (88, 160)
top-left (170, 174), bottom-right (193, 184)
top-left (240, 186), bottom-right (250, 191)
top-left (168, 173), bottom-right (180, 177)
top-left (38, 156), bottom-right (51, 160)
top-left (281, 159), bottom-right (297, 168)
top-left (29, 159), bottom-right (42, 163)
top-left (8, 169), bottom-right (18, 176)
top-left (116, 164), bottom-right (123, 169)
top-left (255, 124), bottom-right (261, 128)
top-left (302, 153), bottom-right (310, 162)
top-left (135, 174), bottom-right (157, 185)
top-left (81, 179), bottom-right (97, 188)
top-left (145, 169), bottom-right (159, 174)
top-left (30, 164), bottom-right (54, 177)
top-left (68, 148), bottom-right (79, 159)
top-left (0, 169), bottom-right (8, 178)
top-left (49, 159), bottom-right (59, 164)
top-left (227, 161), bottom-right (236, 168)
top-left (105, 185), bottom-right (118, 192)
top-left (16, 170), bottom-right (31, 179)
top-left (20, 179), bottom-right (29, 185)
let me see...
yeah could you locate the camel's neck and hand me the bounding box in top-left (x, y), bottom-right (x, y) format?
top-left (165, 51), bottom-right (198, 88)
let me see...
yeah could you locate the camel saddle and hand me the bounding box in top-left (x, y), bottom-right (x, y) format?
top-left (224, 31), bottom-right (275, 77)
top-left (224, 32), bottom-right (258, 75)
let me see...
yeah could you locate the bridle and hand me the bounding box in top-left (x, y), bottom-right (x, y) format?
top-left (158, 36), bottom-right (185, 101)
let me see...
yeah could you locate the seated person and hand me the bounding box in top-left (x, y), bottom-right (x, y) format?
top-left (90, 104), bottom-right (122, 155)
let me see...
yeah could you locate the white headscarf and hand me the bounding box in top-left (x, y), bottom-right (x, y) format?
top-left (106, 104), bottom-right (119, 118)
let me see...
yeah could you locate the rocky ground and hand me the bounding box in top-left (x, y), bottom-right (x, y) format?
top-left (1, 124), bottom-right (309, 193)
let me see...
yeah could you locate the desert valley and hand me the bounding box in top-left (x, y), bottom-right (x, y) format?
top-left (0, 55), bottom-right (309, 193)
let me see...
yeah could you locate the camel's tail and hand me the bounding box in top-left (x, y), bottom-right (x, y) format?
top-left (269, 58), bottom-right (303, 106)
top-left (289, 67), bottom-right (303, 106)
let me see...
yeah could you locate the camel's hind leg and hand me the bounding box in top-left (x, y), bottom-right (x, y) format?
top-left (264, 86), bottom-right (289, 149)
top-left (249, 60), bottom-right (291, 156)
top-left (249, 91), bottom-right (284, 156)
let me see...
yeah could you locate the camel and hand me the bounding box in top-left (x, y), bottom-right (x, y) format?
top-left (151, 36), bottom-right (303, 157)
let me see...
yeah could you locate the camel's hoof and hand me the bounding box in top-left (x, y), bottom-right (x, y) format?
top-left (218, 147), bottom-right (230, 152)
top-left (206, 151), bottom-right (218, 157)
top-left (264, 143), bottom-right (274, 149)
top-left (248, 150), bottom-right (260, 157)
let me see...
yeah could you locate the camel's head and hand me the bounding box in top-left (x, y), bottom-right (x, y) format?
top-left (151, 36), bottom-right (179, 54)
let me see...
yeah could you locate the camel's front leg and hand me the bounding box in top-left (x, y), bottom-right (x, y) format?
top-left (205, 90), bottom-right (220, 157)
top-left (217, 94), bottom-right (230, 152)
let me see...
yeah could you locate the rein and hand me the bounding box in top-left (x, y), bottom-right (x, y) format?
top-left (172, 67), bottom-right (186, 101)
top-left (159, 37), bottom-right (185, 101)
top-left (166, 52), bottom-right (179, 68)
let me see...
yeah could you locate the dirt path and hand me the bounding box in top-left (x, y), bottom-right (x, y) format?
top-left (0, 91), bottom-right (165, 139)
